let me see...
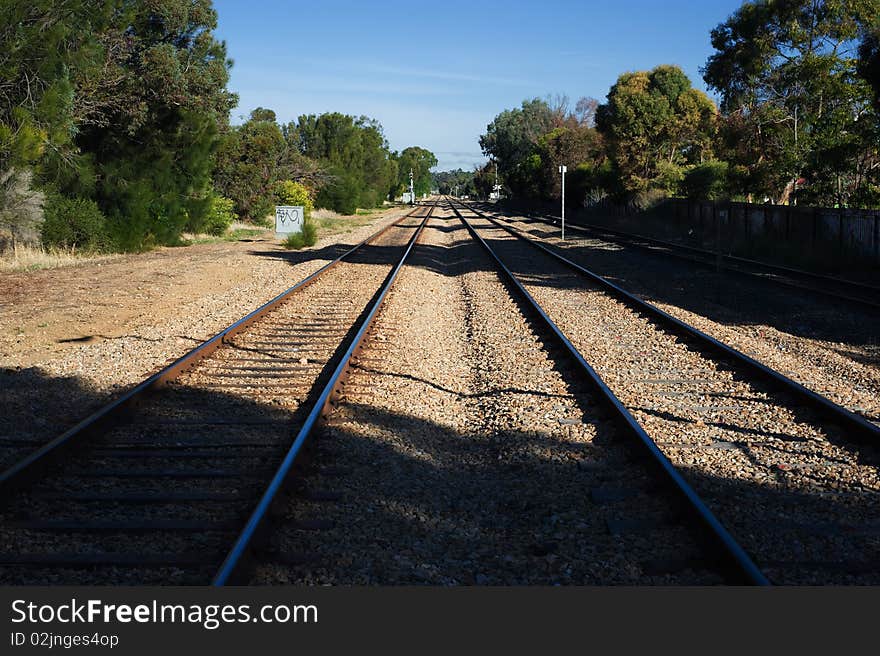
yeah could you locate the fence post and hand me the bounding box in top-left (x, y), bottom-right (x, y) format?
top-left (745, 204), bottom-right (750, 243)
top-left (812, 208), bottom-right (818, 257)
top-left (875, 215), bottom-right (879, 266)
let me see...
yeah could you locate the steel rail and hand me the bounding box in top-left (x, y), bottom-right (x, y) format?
top-left (456, 200), bottom-right (880, 444)
top-left (483, 205), bottom-right (880, 311)
top-left (446, 198), bottom-right (768, 585)
top-left (0, 204), bottom-right (429, 493)
top-left (212, 202), bottom-right (436, 585)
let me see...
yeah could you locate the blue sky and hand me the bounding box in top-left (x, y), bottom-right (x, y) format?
top-left (213, 0), bottom-right (745, 171)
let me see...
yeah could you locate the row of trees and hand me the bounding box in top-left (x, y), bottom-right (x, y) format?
top-left (432, 169), bottom-right (476, 196)
top-left (480, 0), bottom-right (880, 209)
top-left (1, 0), bottom-right (236, 250)
top-left (0, 1), bottom-right (436, 252)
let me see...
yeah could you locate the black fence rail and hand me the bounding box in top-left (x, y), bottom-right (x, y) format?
top-left (561, 197), bottom-right (880, 278)
top-left (671, 199), bottom-right (880, 266)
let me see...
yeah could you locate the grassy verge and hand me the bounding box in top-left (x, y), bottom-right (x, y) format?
top-left (179, 222), bottom-right (271, 246)
top-left (0, 244), bottom-right (120, 272)
top-left (283, 220), bottom-right (318, 249)
top-left (282, 205), bottom-right (398, 250)
top-left (314, 207), bottom-right (395, 237)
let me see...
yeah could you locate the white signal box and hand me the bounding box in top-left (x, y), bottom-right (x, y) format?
top-left (275, 206), bottom-right (304, 238)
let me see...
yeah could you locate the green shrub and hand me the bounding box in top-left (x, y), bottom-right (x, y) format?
top-left (682, 161), bottom-right (730, 201)
top-left (630, 188), bottom-right (669, 212)
top-left (316, 171), bottom-right (359, 215)
top-left (282, 219), bottom-right (318, 249)
top-left (41, 195), bottom-right (109, 251)
top-left (201, 195), bottom-right (237, 235)
top-left (654, 161), bottom-right (685, 195)
top-left (273, 180), bottom-right (314, 219)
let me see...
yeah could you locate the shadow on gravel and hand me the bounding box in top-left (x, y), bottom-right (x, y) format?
top-left (1, 366), bottom-right (878, 585)
top-left (263, 401), bottom-right (880, 586)
top-left (0, 367), bottom-right (110, 471)
top-left (476, 207), bottom-right (880, 363)
top-left (349, 363), bottom-right (573, 401)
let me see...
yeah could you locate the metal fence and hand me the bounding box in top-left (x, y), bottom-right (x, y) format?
top-left (666, 199), bottom-right (880, 268)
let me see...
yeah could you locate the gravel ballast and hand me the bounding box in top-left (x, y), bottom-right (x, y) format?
top-left (3, 199), bottom-right (875, 585)
top-left (0, 213), bottom-right (426, 585)
top-left (255, 208), bottom-right (721, 586)
top-left (0, 208), bottom-right (410, 472)
top-left (483, 206), bottom-right (880, 423)
top-left (462, 206), bottom-right (880, 584)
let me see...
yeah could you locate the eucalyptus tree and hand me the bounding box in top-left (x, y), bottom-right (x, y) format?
top-left (596, 65), bottom-right (717, 194)
top-left (395, 146), bottom-right (438, 198)
top-left (703, 0), bottom-right (880, 206)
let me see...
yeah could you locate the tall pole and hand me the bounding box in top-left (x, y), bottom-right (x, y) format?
top-left (409, 168), bottom-right (414, 205)
top-left (559, 165), bottom-right (567, 240)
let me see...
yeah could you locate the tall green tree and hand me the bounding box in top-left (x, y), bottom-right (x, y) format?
top-left (479, 98), bottom-right (557, 198)
top-left (596, 65), bottom-right (716, 194)
top-left (395, 146), bottom-right (437, 198)
top-left (213, 109), bottom-right (286, 221)
top-left (55, 0), bottom-right (237, 249)
top-left (859, 29), bottom-right (880, 110)
top-left (433, 169), bottom-right (476, 196)
top-left (293, 112), bottom-right (396, 213)
top-left (480, 96), bottom-right (605, 203)
top-left (704, 0), bottom-right (880, 206)
top-left (0, 1), bottom-right (115, 243)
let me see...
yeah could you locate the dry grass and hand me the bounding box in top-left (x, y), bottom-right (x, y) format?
top-left (311, 208), bottom-right (342, 221)
top-left (0, 243), bottom-right (120, 272)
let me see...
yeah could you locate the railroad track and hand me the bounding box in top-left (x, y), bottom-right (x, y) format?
top-left (0, 201), bottom-right (436, 585)
top-left (483, 205), bottom-right (880, 310)
top-left (449, 197), bottom-right (880, 585)
top-left (255, 203), bottom-right (747, 585)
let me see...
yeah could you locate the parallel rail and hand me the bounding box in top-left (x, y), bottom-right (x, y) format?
top-left (459, 201), bottom-right (880, 443)
top-left (482, 205), bottom-right (880, 311)
top-left (447, 198), bottom-right (770, 586)
top-left (213, 204), bottom-right (433, 584)
top-left (0, 202), bottom-right (436, 585)
top-left (0, 206), bottom-right (425, 492)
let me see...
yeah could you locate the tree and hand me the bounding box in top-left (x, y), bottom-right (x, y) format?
top-left (52, 0), bottom-right (238, 249)
top-left (395, 146), bottom-right (437, 198)
top-left (433, 169), bottom-right (476, 196)
top-left (861, 30), bottom-right (880, 110)
top-left (534, 125), bottom-right (605, 202)
top-left (596, 65), bottom-right (716, 194)
top-left (214, 109), bottom-right (287, 221)
top-left (293, 112), bottom-right (397, 212)
top-left (0, 1), bottom-right (113, 241)
top-left (479, 98), bottom-right (557, 197)
top-left (703, 0), bottom-right (880, 206)
top-left (480, 96), bottom-right (606, 203)
top-left (472, 163), bottom-right (495, 199)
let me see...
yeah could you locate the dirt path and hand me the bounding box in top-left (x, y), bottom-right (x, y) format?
top-left (0, 208), bottom-right (409, 461)
top-left (0, 211), bottom-right (405, 369)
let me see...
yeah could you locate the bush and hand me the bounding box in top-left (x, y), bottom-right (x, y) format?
top-left (273, 180), bottom-right (314, 218)
top-left (41, 195), bottom-right (109, 251)
top-left (316, 171), bottom-right (359, 215)
top-left (654, 161), bottom-right (685, 195)
top-left (201, 195), bottom-right (237, 235)
top-left (282, 219), bottom-right (318, 249)
top-left (682, 161), bottom-right (730, 201)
